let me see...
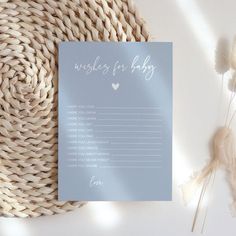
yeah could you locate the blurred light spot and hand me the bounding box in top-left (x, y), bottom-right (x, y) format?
top-left (87, 202), bottom-right (121, 229)
top-left (173, 140), bottom-right (193, 185)
top-left (0, 218), bottom-right (30, 236)
top-left (176, 0), bottom-right (216, 64)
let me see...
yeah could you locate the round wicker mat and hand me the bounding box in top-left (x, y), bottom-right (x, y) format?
top-left (0, 0), bottom-right (150, 217)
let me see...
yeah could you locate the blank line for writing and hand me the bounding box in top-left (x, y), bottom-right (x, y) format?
top-left (109, 160), bottom-right (161, 162)
top-left (98, 118), bottom-right (162, 121)
top-left (76, 141), bottom-right (109, 144)
top-left (94, 124), bottom-right (161, 127)
top-left (100, 166), bottom-right (161, 169)
top-left (98, 113), bottom-right (161, 115)
top-left (95, 137), bottom-right (162, 139)
top-left (111, 142), bottom-right (162, 145)
top-left (112, 154), bottom-right (160, 157)
top-left (110, 159), bottom-right (161, 161)
top-left (94, 131), bottom-right (160, 133)
top-left (100, 148), bottom-right (161, 151)
top-left (96, 107), bottom-right (160, 109)
top-left (110, 158), bottom-right (161, 160)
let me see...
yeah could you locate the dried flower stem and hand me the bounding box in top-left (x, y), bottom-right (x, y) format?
top-left (191, 171), bottom-right (212, 232)
top-left (225, 75), bottom-right (236, 126)
top-left (201, 168), bottom-right (217, 234)
top-left (228, 109), bottom-right (236, 127)
top-left (225, 93), bottom-right (236, 126)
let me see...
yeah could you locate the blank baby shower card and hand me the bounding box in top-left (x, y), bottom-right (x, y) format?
top-left (58, 42), bottom-right (172, 201)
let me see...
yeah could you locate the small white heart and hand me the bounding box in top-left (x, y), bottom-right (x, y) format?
top-left (112, 83), bottom-right (120, 90)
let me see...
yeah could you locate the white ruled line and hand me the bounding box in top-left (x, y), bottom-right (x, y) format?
top-left (109, 160), bottom-right (161, 162)
top-left (96, 106), bottom-right (160, 109)
top-left (95, 137), bottom-right (162, 139)
top-left (111, 142), bottom-right (162, 145)
top-left (94, 124), bottom-right (161, 127)
top-left (94, 131), bottom-right (160, 133)
top-left (100, 148), bottom-right (161, 151)
top-left (98, 118), bottom-right (162, 121)
top-left (100, 166), bottom-right (161, 169)
top-left (112, 154), bottom-right (160, 157)
top-left (98, 113), bottom-right (161, 115)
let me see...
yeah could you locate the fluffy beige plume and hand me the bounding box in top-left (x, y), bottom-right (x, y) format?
top-left (231, 37), bottom-right (236, 69)
top-left (215, 38), bottom-right (230, 74)
top-left (182, 127), bottom-right (236, 232)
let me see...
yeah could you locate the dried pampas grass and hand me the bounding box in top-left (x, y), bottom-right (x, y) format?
top-left (215, 38), bottom-right (230, 74)
top-left (182, 37), bottom-right (236, 233)
top-left (231, 37), bottom-right (236, 70)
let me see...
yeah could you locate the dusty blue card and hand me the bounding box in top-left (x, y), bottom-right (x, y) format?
top-left (58, 42), bottom-right (172, 201)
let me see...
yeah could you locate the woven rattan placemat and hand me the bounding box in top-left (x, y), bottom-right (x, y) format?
top-left (0, 0), bottom-right (150, 217)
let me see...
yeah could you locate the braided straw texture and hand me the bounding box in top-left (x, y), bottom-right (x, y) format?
top-left (0, 0), bottom-right (150, 217)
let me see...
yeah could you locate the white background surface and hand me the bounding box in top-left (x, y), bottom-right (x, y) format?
top-left (1, 0), bottom-right (236, 235)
